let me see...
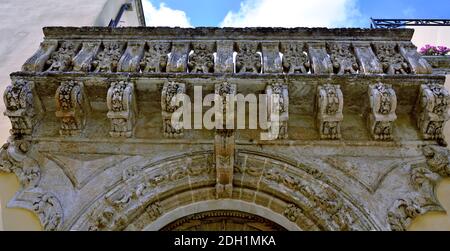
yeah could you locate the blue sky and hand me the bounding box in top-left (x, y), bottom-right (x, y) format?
top-left (142, 0), bottom-right (450, 28)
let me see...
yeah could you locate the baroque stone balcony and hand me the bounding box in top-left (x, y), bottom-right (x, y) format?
top-left (1, 27), bottom-right (450, 231)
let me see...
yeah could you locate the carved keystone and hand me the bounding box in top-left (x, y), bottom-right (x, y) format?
top-left (167, 42), bottom-right (189, 72)
top-left (22, 40), bottom-right (58, 72)
top-left (214, 83), bottom-right (236, 199)
top-left (261, 42), bottom-right (282, 73)
top-left (415, 83), bottom-right (450, 140)
top-left (367, 83), bottom-right (397, 140)
top-left (107, 81), bottom-right (137, 137)
top-left (55, 81), bottom-right (90, 136)
top-left (4, 79), bottom-right (43, 136)
top-left (161, 82), bottom-right (186, 137)
top-left (316, 84), bottom-right (344, 140)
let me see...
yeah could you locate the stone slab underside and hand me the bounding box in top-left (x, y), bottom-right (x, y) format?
top-left (1, 27), bottom-right (449, 231)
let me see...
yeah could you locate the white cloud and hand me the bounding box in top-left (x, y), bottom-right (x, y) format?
top-left (220, 0), bottom-right (362, 28)
top-left (142, 0), bottom-right (192, 27)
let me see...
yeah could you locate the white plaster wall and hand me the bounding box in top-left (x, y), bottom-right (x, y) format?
top-left (411, 26), bottom-right (450, 48)
top-left (0, 0), bottom-right (139, 231)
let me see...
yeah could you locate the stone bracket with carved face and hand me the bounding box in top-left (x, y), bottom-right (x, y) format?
top-left (55, 81), bottom-right (91, 136)
top-left (316, 84), bottom-right (344, 140)
top-left (368, 83), bottom-right (397, 140)
top-left (415, 83), bottom-right (450, 140)
top-left (106, 81), bottom-right (137, 138)
top-left (161, 82), bottom-right (186, 138)
top-left (3, 79), bottom-right (43, 136)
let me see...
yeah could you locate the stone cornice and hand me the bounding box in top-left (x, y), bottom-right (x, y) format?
top-left (41, 27), bottom-right (415, 41)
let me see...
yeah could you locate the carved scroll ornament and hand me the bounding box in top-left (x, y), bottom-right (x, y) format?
top-left (368, 83), bottom-right (397, 140)
top-left (316, 84), bottom-right (344, 140)
top-left (107, 81), bottom-right (137, 137)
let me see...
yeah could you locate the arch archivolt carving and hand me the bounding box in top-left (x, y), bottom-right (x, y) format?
top-left (66, 150), bottom-right (384, 231)
top-left (2, 142), bottom-right (449, 231)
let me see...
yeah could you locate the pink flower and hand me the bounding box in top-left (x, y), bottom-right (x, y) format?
top-left (419, 45), bottom-right (449, 56)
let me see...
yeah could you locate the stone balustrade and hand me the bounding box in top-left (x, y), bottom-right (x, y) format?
top-left (1, 27), bottom-right (450, 231)
top-left (22, 27), bottom-right (433, 75)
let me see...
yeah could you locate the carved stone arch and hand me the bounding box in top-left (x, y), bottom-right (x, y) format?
top-left (66, 150), bottom-right (383, 231)
top-left (143, 200), bottom-right (300, 231)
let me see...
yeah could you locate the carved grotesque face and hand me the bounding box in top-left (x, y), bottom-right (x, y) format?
top-left (153, 43), bottom-right (169, 53)
top-left (61, 42), bottom-right (74, 52)
top-left (218, 83), bottom-right (233, 97)
top-left (196, 43), bottom-right (207, 51)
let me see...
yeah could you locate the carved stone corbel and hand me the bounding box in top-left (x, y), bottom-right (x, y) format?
top-left (214, 82), bottom-right (236, 198)
top-left (399, 43), bottom-right (433, 74)
top-left (188, 42), bottom-right (215, 73)
top-left (91, 41), bottom-right (126, 72)
top-left (387, 198), bottom-right (424, 231)
top-left (266, 83), bottom-right (289, 139)
top-left (22, 40), bottom-right (58, 72)
top-left (167, 42), bottom-right (189, 72)
top-left (316, 84), bottom-right (344, 140)
top-left (326, 43), bottom-right (359, 74)
top-left (106, 81), bottom-right (137, 137)
top-left (4, 79), bottom-right (42, 136)
top-left (161, 82), bottom-right (186, 137)
top-left (235, 42), bottom-right (261, 74)
top-left (72, 42), bottom-right (101, 72)
top-left (118, 41), bottom-right (145, 72)
top-left (261, 42), bottom-right (282, 73)
top-left (353, 42), bottom-right (383, 74)
top-left (280, 42), bottom-right (310, 74)
top-left (415, 83), bottom-right (450, 140)
top-left (55, 81), bottom-right (90, 136)
top-left (389, 145), bottom-right (450, 231)
top-left (307, 43), bottom-right (333, 74)
top-left (372, 43), bottom-right (410, 74)
top-left (0, 139), bottom-right (40, 188)
top-left (32, 192), bottom-right (64, 231)
top-left (140, 42), bottom-right (171, 73)
top-left (215, 41), bottom-right (234, 73)
top-left (45, 41), bottom-right (81, 71)
top-left (422, 145), bottom-right (450, 177)
top-left (367, 83), bottom-right (397, 140)
top-left (6, 188), bottom-right (63, 231)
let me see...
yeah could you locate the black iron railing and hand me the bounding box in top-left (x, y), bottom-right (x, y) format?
top-left (371, 18), bottom-right (450, 28)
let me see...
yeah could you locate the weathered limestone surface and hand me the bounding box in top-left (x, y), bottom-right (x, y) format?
top-left (1, 27), bottom-right (449, 231)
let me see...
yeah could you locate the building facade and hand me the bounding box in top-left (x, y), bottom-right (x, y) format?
top-left (1, 26), bottom-right (450, 230)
